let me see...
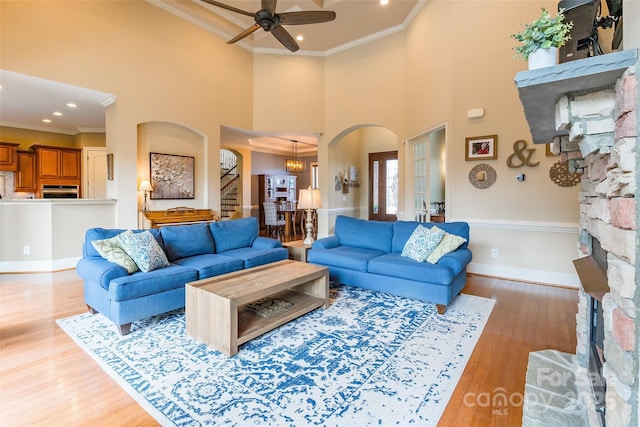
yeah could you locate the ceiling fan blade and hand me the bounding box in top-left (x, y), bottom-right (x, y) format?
top-left (270, 25), bottom-right (299, 52)
top-left (279, 10), bottom-right (336, 25)
top-left (200, 0), bottom-right (254, 18)
top-left (262, 0), bottom-right (277, 15)
top-left (228, 23), bottom-right (261, 44)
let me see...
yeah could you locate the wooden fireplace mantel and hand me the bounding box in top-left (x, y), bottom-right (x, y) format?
top-left (573, 256), bottom-right (610, 302)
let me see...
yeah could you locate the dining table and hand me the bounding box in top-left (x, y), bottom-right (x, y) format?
top-left (276, 202), bottom-right (297, 238)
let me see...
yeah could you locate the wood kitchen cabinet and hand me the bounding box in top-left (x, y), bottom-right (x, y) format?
top-left (15, 151), bottom-right (37, 192)
top-left (30, 145), bottom-right (82, 196)
top-left (33, 145), bottom-right (81, 180)
top-left (0, 142), bottom-right (20, 171)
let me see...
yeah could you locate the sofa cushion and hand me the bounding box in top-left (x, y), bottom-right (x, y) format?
top-left (160, 223), bottom-right (216, 262)
top-left (119, 230), bottom-right (169, 273)
top-left (219, 247), bottom-right (289, 269)
top-left (209, 217), bottom-right (258, 253)
top-left (401, 224), bottom-right (445, 262)
top-left (173, 253), bottom-right (244, 279)
top-left (308, 246), bottom-right (386, 272)
top-left (109, 264), bottom-right (197, 302)
top-left (335, 215), bottom-right (394, 253)
top-left (84, 228), bottom-right (163, 258)
top-left (91, 234), bottom-right (138, 274)
top-left (392, 221), bottom-right (470, 253)
top-left (426, 227), bottom-right (467, 264)
top-left (368, 253), bottom-right (454, 286)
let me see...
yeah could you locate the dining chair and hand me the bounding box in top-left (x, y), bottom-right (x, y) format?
top-left (263, 201), bottom-right (285, 239)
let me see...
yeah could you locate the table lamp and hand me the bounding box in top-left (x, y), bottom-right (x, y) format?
top-left (138, 180), bottom-right (154, 212)
top-left (297, 185), bottom-right (322, 244)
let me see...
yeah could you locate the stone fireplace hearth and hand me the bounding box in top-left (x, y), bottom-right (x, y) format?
top-left (515, 49), bottom-right (638, 426)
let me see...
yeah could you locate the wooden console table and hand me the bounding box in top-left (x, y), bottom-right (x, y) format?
top-left (139, 207), bottom-right (219, 229)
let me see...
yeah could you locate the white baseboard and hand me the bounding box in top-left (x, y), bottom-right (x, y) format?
top-left (0, 257), bottom-right (80, 273)
top-left (468, 262), bottom-right (580, 288)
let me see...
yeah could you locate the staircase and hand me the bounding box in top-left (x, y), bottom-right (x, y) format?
top-left (220, 149), bottom-right (240, 219)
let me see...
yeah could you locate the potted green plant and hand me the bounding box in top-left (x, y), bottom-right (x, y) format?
top-left (511, 7), bottom-right (573, 69)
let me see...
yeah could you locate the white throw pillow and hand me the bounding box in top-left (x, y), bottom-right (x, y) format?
top-left (426, 227), bottom-right (467, 264)
top-left (401, 225), bottom-right (445, 263)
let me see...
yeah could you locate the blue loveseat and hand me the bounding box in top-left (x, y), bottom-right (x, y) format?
top-left (76, 217), bottom-right (288, 334)
top-left (308, 215), bottom-right (472, 313)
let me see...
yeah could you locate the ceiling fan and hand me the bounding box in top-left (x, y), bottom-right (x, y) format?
top-left (200, 0), bottom-right (336, 52)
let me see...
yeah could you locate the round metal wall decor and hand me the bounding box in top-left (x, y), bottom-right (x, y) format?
top-left (549, 161), bottom-right (581, 187)
top-left (468, 163), bottom-right (497, 189)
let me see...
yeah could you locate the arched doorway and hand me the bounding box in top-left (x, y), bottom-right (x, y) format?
top-left (220, 148), bottom-right (241, 219)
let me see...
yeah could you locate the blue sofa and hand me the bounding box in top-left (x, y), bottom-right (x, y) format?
top-left (76, 217), bottom-right (288, 334)
top-left (308, 215), bottom-right (472, 314)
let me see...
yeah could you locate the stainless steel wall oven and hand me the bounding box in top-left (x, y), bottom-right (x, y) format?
top-left (41, 185), bottom-right (79, 199)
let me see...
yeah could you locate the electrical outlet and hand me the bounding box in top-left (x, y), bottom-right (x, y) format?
top-left (23, 245), bottom-right (31, 255)
top-left (491, 248), bottom-right (499, 258)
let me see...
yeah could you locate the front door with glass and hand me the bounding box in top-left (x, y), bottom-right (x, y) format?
top-left (368, 151), bottom-right (398, 222)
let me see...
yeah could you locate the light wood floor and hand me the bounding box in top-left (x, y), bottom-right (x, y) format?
top-left (0, 270), bottom-right (577, 426)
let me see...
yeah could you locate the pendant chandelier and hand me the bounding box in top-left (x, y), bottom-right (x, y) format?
top-left (285, 140), bottom-right (304, 173)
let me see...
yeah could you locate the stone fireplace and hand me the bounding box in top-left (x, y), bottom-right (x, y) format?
top-left (515, 49), bottom-right (638, 426)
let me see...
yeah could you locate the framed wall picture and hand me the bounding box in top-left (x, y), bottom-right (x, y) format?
top-left (106, 153), bottom-right (114, 180)
top-left (465, 135), bottom-right (498, 161)
top-left (150, 152), bottom-right (194, 199)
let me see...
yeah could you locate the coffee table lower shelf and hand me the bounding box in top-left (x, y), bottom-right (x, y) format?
top-left (238, 289), bottom-right (325, 345)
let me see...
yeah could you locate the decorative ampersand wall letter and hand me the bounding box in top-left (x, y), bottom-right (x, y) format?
top-left (507, 140), bottom-right (539, 168)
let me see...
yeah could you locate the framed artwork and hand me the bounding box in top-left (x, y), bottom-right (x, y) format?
top-left (546, 143), bottom-right (558, 156)
top-left (465, 135), bottom-right (498, 161)
top-left (150, 152), bottom-right (194, 199)
top-left (106, 153), bottom-right (114, 180)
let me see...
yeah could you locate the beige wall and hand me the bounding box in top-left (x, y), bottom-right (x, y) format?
top-left (0, 126), bottom-right (76, 150)
top-left (75, 132), bottom-right (106, 148)
top-left (317, 1), bottom-right (580, 285)
top-left (1, 0), bottom-right (252, 228)
top-left (253, 54), bottom-right (325, 133)
top-left (2, 0), bottom-right (587, 284)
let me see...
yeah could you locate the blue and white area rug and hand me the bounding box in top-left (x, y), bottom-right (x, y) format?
top-left (58, 286), bottom-right (494, 426)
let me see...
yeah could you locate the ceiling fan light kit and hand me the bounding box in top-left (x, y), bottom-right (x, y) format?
top-left (201, 0), bottom-right (336, 52)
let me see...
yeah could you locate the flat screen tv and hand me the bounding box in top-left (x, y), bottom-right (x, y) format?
top-left (558, 0), bottom-right (600, 63)
top-left (558, 0), bottom-right (623, 63)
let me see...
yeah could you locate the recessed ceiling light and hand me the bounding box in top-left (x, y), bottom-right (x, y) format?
top-left (53, 111), bottom-right (63, 116)
top-left (66, 103), bottom-right (77, 108)
top-left (42, 119), bottom-right (52, 123)
top-left (380, 0), bottom-right (389, 5)
top-left (296, 35), bottom-right (304, 41)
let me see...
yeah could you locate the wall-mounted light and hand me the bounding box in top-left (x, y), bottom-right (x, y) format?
top-left (467, 107), bottom-right (485, 119)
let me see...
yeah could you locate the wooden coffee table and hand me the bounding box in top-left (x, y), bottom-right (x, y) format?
top-left (185, 260), bottom-right (329, 356)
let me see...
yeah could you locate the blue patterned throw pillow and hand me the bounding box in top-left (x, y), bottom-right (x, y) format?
top-left (401, 225), bottom-right (445, 262)
top-left (118, 230), bottom-right (169, 273)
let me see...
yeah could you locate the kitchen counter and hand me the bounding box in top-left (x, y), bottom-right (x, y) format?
top-left (0, 199), bottom-right (117, 273)
top-left (0, 198), bottom-right (116, 204)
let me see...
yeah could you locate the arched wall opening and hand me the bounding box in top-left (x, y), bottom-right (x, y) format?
top-left (321, 124), bottom-right (401, 236)
top-left (137, 121), bottom-right (211, 214)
